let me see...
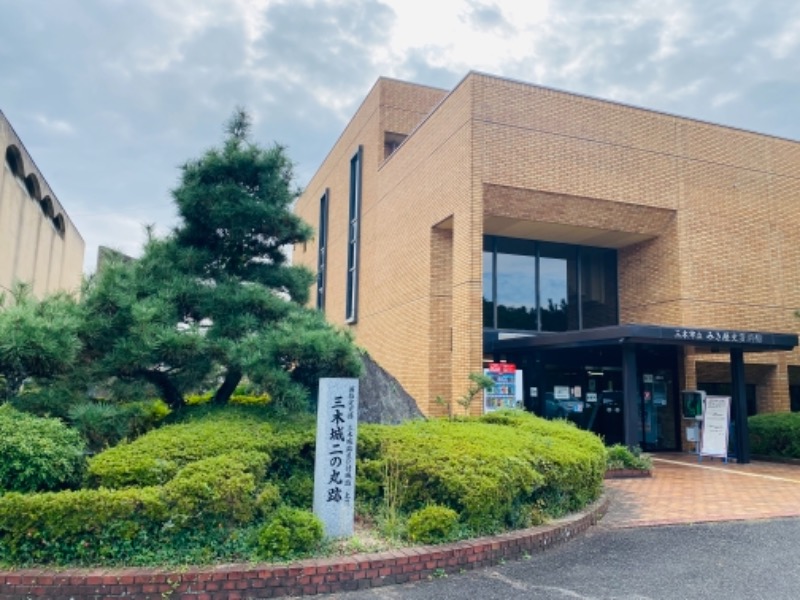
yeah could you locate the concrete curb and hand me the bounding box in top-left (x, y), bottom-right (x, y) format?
top-left (0, 494), bottom-right (609, 599)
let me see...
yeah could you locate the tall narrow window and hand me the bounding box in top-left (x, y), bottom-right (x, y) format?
top-left (346, 146), bottom-right (363, 323)
top-left (316, 189), bottom-right (329, 310)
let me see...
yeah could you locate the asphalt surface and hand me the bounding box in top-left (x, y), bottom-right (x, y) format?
top-left (317, 517), bottom-right (800, 600)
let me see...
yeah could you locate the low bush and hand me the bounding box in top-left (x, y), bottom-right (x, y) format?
top-left (605, 444), bottom-right (652, 471)
top-left (0, 405), bottom-right (86, 493)
top-left (86, 413), bottom-right (275, 488)
top-left (406, 505), bottom-right (459, 544)
top-left (257, 507), bottom-right (323, 560)
top-left (0, 486), bottom-right (168, 564)
top-left (278, 472), bottom-right (314, 508)
top-left (255, 483), bottom-right (282, 517)
top-left (359, 419), bottom-right (544, 532)
top-left (749, 412), bottom-right (800, 458)
top-left (358, 410), bottom-right (605, 533)
top-left (163, 452), bottom-right (267, 526)
top-left (186, 391), bottom-right (272, 406)
top-left (479, 410), bottom-right (606, 516)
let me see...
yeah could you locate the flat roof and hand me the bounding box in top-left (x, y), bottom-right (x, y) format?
top-left (490, 324), bottom-right (799, 353)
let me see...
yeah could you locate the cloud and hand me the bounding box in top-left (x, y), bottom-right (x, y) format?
top-left (34, 116), bottom-right (75, 136)
top-left (461, 1), bottom-right (515, 35)
top-left (2, 0), bottom-right (799, 276)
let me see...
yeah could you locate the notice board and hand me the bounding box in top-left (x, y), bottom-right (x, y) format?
top-left (699, 395), bottom-right (731, 459)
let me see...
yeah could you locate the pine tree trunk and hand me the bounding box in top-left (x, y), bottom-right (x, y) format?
top-left (138, 370), bottom-right (184, 410)
top-left (213, 367), bottom-right (242, 405)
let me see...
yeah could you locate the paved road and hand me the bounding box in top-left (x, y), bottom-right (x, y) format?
top-left (318, 518), bottom-right (800, 600)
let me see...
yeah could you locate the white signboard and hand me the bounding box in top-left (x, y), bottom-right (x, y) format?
top-left (554, 386), bottom-right (570, 400)
top-left (313, 378), bottom-right (359, 538)
top-left (699, 395), bottom-right (730, 459)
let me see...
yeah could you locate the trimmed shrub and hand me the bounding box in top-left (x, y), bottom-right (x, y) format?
top-left (358, 419), bottom-right (545, 532)
top-left (185, 391), bottom-right (272, 406)
top-left (406, 505), bottom-right (459, 544)
top-left (255, 483), bottom-right (282, 517)
top-left (358, 410), bottom-right (605, 532)
top-left (0, 405), bottom-right (85, 493)
top-left (86, 414), bottom-right (274, 488)
top-left (278, 472), bottom-right (314, 508)
top-left (257, 507), bottom-right (323, 560)
top-left (749, 412), bottom-right (800, 458)
top-left (479, 410), bottom-right (606, 516)
top-left (162, 452), bottom-right (267, 525)
top-left (0, 486), bottom-right (168, 564)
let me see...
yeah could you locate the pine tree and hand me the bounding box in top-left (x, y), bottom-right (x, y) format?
top-left (81, 110), bottom-right (360, 409)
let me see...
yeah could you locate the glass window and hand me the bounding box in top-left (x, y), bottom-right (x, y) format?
top-left (346, 147), bottom-right (362, 323)
top-left (496, 238), bottom-right (537, 331)
top-left (539, 243), bottom-right (577, 332)
top-left (482, 235), bottom-right (618, 333)
top-left (482, 239), bottom-right (495, 328)
top-left (316, 190), bottom-right (329, 310)
top-left (581, 248), bottom-right (618, 328)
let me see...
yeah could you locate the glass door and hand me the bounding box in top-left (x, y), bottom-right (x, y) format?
top-left (639, 370), bottom-right (678, 451)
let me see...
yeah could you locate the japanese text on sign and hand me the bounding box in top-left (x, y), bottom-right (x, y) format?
top-left (313, 378), bottom-right (359, 538)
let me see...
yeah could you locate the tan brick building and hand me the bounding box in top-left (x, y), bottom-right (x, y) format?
top-left (1, 110), bottom-right (84, 299)
top-left (293, 72), bottom-right (800, 459)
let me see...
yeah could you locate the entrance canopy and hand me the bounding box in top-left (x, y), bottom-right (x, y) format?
top-left (489, 323), bottom-right (798, 354)
top-left (487, 323), bottom-right (798, 464)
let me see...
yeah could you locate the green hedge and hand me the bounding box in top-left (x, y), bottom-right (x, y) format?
top-left (86, 413), bottom-right (275, 488)
top-left (479, 410), bottom-right (606, 515)
top-left (0, 486), bottom-right (168, 564)
top-left (749, 412), bottom-right (800, 458)
top-left (163, 452), bottom-right (268, 525)
top-left (0, 405), bottom-right (86, 493)
top-left (358, 411), bottom-right (604, 532)
top-left (0, 450), bottom-right (270, 565)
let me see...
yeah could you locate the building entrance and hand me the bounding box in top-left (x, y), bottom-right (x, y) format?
top-left (507, 344), bottom-right (681, 451)
top-left (489, 323), bottom-right (799, 462)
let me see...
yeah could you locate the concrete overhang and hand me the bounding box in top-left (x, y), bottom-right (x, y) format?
top-left (483, 184), bottom-right (676, 249)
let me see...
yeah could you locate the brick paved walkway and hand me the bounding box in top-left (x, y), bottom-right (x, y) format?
top-left (602, 453), bottom-right (800, 528)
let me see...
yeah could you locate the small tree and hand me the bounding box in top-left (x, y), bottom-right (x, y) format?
top-left (0, 283), bottom-right (81, 401)
top-left (456, 372), bottom-right (495, 416)
top-left (80, 109), bottom-right (361, 409)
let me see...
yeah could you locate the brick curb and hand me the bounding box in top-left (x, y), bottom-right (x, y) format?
top-left (604, 468), bottom-right (652, 479)
top-left (0, 494), bottom-right (609, 599)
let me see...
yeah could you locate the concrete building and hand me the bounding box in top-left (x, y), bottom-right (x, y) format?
top-left (293, 72), bottom-right (800, 459)
top-left (1, 110), bottom-right (84, 298)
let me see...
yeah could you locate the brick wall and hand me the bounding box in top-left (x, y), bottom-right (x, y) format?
top-left (294, 72), bottom-right (800, 416)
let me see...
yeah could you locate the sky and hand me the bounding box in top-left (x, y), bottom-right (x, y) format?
top-left (2, 0), bottom-right (799, 272)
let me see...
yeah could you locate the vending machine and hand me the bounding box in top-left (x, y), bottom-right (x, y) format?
top-left (483, 363), bottom-right (523, 412)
